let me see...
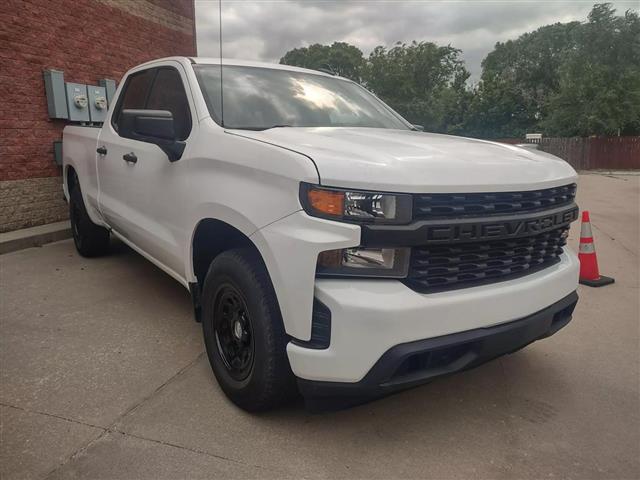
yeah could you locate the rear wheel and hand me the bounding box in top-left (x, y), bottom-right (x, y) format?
top-left (69, 178), bottom-right (110, 257)
top-left (202, 248), bottom-right (297, 411)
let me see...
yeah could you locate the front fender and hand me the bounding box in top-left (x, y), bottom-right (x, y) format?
top-left (250, 212), bottom-right (360, 341)
top-left (184, 203), bottom-right (262, 284)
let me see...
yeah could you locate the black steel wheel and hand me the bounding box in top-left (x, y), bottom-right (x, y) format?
top-left (201, 248), bottom-right (297, 412)
top-left (213, 284), bottom-right (254, 381)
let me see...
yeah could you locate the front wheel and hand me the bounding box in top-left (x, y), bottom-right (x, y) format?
top-left (201, 248), bottom-right (297, 411)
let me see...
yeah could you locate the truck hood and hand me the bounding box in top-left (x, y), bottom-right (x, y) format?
top-left (230, 127), bottom-right (577, 193)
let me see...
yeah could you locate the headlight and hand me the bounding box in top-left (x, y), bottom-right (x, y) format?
top-left (317, 247), bottom-right (410, 278)
top-left (300, 183), bottom-right (412, 224)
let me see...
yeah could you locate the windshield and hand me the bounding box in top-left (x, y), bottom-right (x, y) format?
top-left (194, 65), bottom-right (410, 131)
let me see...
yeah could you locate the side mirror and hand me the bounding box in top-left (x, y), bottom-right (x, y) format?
top-left (412, 124), bottom-right (425, 132)
top-left (119, 109), bottom-right (185, 162)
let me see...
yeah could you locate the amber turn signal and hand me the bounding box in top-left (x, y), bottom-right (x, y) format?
top-left (307, 188), bottom-right (344, 217)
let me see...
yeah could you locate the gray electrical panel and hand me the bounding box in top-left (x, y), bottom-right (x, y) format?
top-left (65, 83), bottom-right (90, 122)
top-left (53, 141), bottom-right (63, 166)
top-left (43, 69), bottom-right (68, 119)
top-left (99, 78), bottom-right (117, 106)
top-left (87, 85), bottom-right (108, 122)
top-left (44, 69), bottom-right (114, 123)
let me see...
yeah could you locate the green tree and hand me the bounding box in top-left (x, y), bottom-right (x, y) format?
top-left (463, 21), bottom-right (580, 138)
top-left (364, 41), bottom-right (471, 133)
top-left (541, 4), bottom-right (640, 136)
top-left (466, 3), bottom-right (640, 138)
top-left (279, 42), bottom-right (365, 81)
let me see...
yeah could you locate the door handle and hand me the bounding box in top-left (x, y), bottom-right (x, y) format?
top-left (123, 152), bottom-right (138, 164)
top-left (96, 146), bottom-right (107, 155)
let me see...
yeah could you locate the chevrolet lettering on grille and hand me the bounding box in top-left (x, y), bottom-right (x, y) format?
top-left (424, 206), bottom-right (579, 244)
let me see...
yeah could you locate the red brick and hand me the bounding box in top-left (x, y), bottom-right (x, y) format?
top-left (0, 0), bottom-right (194, 229)
top-left (0, 0), bottom-right (195, 183)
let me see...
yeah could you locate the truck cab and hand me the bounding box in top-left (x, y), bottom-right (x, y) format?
top-left (63, 57), bottom-right (579, 411)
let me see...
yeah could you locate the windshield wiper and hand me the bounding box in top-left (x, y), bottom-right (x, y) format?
top-left (227, 124), bottom-right (294, 131)
top-left (262, 124), bottom-right (294, 130)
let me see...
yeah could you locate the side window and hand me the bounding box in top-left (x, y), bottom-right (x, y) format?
top-left (146, 68), bottom-right (192, 141)
top-left (112, 69), bottom-right (155, 132)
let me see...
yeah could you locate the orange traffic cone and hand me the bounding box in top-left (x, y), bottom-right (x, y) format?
top-left (578, 211), bottom-right (614, 287)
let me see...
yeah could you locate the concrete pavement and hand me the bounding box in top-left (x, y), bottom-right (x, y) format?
top-left (1, 173), bottom-right (638, 479)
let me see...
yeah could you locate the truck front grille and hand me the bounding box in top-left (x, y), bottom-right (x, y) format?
top-left (405, 226), bottom-right (569, 293)
top-left (414, 184), bottom-right (577, 219)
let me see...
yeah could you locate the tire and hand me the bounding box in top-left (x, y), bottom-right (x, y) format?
top-left (69, 179), bottom-right (110, 257)
top-left (201, 248), bottom-right (297, 411)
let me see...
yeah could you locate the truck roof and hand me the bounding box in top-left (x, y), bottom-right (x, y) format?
top-left (135, 56), bottom-right (342, 79)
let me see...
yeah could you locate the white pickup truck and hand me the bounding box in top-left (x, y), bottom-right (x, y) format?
top-left (63, 57), bottom-right (580, 411)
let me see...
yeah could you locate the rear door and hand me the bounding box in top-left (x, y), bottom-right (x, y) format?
top-left (97, 63), bottom-right (195, 278)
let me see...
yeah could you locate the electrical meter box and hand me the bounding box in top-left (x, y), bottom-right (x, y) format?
top-left (43, 69), bottom-right (68, 119)
top-left (99, 78), bottom-right (117, 106)
top-left (65, 83), bottom-right (90, 122)
top-left (87, 85), bottom-right (108, 123)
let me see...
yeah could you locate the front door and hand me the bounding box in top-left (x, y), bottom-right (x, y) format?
top-left (97, 63), bottom-right (195, 278)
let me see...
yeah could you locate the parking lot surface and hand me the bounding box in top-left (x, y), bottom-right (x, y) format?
top-left (1, 173), bottom-right (639, 479)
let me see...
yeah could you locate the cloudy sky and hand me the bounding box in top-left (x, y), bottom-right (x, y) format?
top-left (195, 0), bottom-right (638, 82)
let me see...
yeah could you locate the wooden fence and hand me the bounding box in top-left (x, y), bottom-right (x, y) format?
top-left (496, 136), bottom-right (639, 170)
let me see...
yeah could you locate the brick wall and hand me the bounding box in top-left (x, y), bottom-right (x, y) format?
top-left (0, 0), bottom-right (196, 232)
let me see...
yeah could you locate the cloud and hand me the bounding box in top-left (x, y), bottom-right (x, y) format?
top-left (195, 0), bottom-right (638, 81)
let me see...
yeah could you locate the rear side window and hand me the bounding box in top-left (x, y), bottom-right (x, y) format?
top-left (112, 67), bottom-right (192, 141)
top-left (112, 69), bottom-right (155, 131)
top-left (146, 68), bottom-right (192, 140)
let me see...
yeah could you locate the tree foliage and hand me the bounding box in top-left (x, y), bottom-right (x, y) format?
top-left (365, 42), bottom-right (472, 133)
top-left (463, 21), bottom-right (580, 138)
top-left (279, 3), bottom-right (639, 138)
top-left (541, 4), bottom-right (640, 136)
top-left (279, 42), bottom-right (365, 81)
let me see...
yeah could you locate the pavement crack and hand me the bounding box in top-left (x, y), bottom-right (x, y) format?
top-left (39, 352), bottom-right (205, 479)
top-left (114, 431), bottom-right (294, 475)
top-left (0, 402), bottom-right (106, 431)
top-left (114, 351), bottom-right (205, 423)
top-left (43, 429), bottom-right (109, 480)
top-left (113, 430), bottom-right (238, 462)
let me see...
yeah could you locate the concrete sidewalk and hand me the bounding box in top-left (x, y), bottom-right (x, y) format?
top-left (0, 221), bottom-right (71, 255)
top-left (1, 174), bottom-right (638, 479)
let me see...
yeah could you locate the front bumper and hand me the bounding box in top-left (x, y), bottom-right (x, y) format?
top-left (298, 290), bottom-right (578, 402)
top-left (287, 249), bottom-right (579, 383)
